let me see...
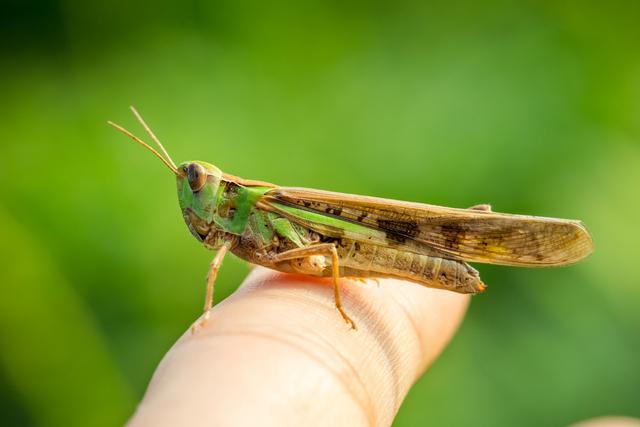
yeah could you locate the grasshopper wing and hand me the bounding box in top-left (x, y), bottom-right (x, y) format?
top-left (260, 187), bottom-right (593, 267)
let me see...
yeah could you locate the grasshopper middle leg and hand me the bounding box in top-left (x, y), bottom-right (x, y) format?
top-left (270, 243), bottom-right (357, 330)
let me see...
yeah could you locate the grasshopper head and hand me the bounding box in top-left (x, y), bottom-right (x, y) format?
top-left (177, 161), bottom-right (223, 241)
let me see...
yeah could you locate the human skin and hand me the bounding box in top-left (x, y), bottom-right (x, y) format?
top-left (127, 267), bottom-right (469, 426)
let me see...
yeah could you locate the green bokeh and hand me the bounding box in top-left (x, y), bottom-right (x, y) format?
top-left (1, 1), bottom-right (638, 425)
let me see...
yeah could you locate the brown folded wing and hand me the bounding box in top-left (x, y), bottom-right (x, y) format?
top-left (261, 187), bottom-right (593, 267)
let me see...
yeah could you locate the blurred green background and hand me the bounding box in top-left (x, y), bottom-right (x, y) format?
top-left (1, 1), bottom-right (639, 426)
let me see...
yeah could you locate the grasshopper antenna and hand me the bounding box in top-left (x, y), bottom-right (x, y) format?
top-left (107, 120), bottom-right (179, 175)
top-left (129, 106), bottom-right (178, 171)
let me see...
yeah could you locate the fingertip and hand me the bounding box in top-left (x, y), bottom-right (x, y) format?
top-left (132, 268), bottom-right (471, 426)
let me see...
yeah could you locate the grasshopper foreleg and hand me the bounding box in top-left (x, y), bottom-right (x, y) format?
top-left (270, 243), bottom-right (357, 330)
top-left (191, 241), bottom-right (231, 333)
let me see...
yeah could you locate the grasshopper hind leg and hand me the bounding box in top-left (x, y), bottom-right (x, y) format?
top-left (270, 243), bottom-right (357, 330)
top-left (328, 245), bottom-right (357, 330)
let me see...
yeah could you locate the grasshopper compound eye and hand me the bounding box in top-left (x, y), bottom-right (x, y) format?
top-left (187, 162), bottom-right (207, 192)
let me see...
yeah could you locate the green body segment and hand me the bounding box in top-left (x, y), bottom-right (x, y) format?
top-left (272, 203), bottom-right (386, 238)
top-left (213, 186), bottom-right (268, 234)
top-left (178, 177), bottom-right (217, 222)
top-left (269, 214), bottom-right (306, 248)
top-left (177, 160), bottom-right (273, 238)
top-left (177, 161), bottom-right (222, 223)
top-left (176, 161), bottom-right (308, 254)
top-left (177, 163), bottom-right (377, 253)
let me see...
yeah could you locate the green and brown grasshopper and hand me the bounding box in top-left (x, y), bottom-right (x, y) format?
top-left (109, 107), bottom-right (593, 330)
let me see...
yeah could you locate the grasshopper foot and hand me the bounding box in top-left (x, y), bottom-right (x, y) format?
top-left (190, 311), bottom-right (211, 334)
top-left (337, 305), bottom-right (357, 331)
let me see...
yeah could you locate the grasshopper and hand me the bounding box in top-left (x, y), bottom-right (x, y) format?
top-left (109, 107), bottom-right (593, 330)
